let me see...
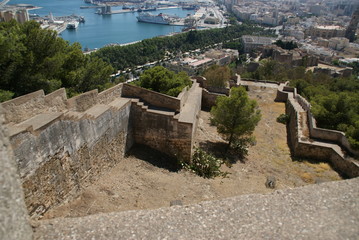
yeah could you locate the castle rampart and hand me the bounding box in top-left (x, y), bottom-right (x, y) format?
top-left (2, 88), bottom-right (67, 124)
top-left (2, 76), bottom-right (358, 220)
top-left (1, 81), bottom-right (201, 218)
top-left (201, 88), bottom-right (225, 110)
top-left (11, 98), bottom-right (132, 218)
top-left (122, 83), bottom-right (182, 112)
top-left (129, 82), bottom-right (201, 162)
top-left (1, 78), bottom-right (359, 239)
top-left (0, 106), bottom-right (33, 240)
top-left (276, 85), bottom-right (359, 178)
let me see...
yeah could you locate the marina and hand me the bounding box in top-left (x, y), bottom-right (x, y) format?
top-left (7, 0), bottom-right (226, 49)
top-left (95, 5), bottom-right (180, 15)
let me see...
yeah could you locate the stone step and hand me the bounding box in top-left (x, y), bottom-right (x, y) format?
top-left (130, 98), bottom-right (179, 116)
top-left (84, 104), bottom-right (111, 119)
top-left (108, 98), bottom-right (131, 110)
top-left (16, 112), bottom-right (63, 133)
top-left (63, 111), bottom-right (85, 121)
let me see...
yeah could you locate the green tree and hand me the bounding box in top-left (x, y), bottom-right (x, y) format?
top-left (93, 23), bottom-right (275, 70)
top-left (274, 40), bottom-right (298, 50)
top-left (135, 66), bottom-right (192, 97)
top-left (203, 65), bottom-right (231, 88)
top-left (210, 86), bottom-right (261, 153)
top-left (0, 20), bottom-right (113, 99)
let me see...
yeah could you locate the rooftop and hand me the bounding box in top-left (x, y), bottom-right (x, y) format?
top-left (315, 25), bottom-right (345, 30)
top-left (242, 35), bottom-right (276, 45)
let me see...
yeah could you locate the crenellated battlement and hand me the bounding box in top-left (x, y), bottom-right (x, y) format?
top-left (2, 78), bottom-right (358, 220)
top-left (2, 81), bottom-right (201, 218)
top-left (1, 78), bottom-right (359, 239)
top-left (276, 84), bottom-right (359, 178)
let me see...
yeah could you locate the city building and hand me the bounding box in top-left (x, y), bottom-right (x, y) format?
top-left (306, 25), bottom-right (346, 39)
top-left (0, 8), bottom-right (29, 23)
top-left (204, 49), bottom-right (239, 66)
top-left (165, 48), bottom-right (238, 75)
top-left (328, 37), bottom-right (350, 50)
top-left (261, 44), bottom-right (319, 67)
top-left (241, 35), bottom-right (276, 53)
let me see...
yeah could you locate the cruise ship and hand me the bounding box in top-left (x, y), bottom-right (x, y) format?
top-left (136, 13), bottom-right (171, 25)
top-left (66, 21), bottom-right (79, 29)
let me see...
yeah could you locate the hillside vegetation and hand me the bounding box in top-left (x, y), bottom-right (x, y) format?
top-left (240, 60), bottom-right (359, 149)
top-left (92, 24), bottom-right (274, 70)
top-left (133, 66), bottom-right (192, 97)
top-left (0, 20), bottom-right (113, 100)
top-left (0, 20), bottom-right (272, 101)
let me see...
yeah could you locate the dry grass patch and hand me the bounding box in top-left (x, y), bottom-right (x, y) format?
top-left (300, 172), bottom-right (314, 183)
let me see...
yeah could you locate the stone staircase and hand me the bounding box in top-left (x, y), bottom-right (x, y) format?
top-left (279, 86), bottom-right (359, 178)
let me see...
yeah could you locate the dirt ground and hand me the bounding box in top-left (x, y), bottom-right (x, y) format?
top-left (44, 87), bottom-right (341, 219)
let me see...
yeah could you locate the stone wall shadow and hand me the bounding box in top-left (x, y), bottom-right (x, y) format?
top-left (126, 144), bottom-right (180, 172)
top-left (199, 141), bottom-right (246, 164)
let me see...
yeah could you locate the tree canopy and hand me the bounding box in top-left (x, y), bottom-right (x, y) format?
top-left (239, 58), bottom-right (359, 149)
top-left (291, 77), bottom-right (359, 149)
top-left (274, 40), bottom-right (298, 50)
top-left (203, 65), bottom-right (231, 88)
top-left (93, 24), bottom-right (275, 70)
top-left (0, 20), bottom-right (113, 100)
top-left (134, 66), bottom-right (192, 97)
top-left (210, 86), bottom-right (261, 152)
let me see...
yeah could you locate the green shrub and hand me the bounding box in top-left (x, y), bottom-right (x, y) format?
top-left (0, 90), bottom-right (14, 102)
top-left (231, 137), bottom-right (255, 158)
top-left (277, 114), bottom-right (289, 124)
top-left (135, 66), bottom-right (192, 97)
top-left (182, 148), bottom-right (226, 178)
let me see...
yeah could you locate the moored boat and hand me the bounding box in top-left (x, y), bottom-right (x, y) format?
top-left (67, 21), bottom-right (79, 29)
top-left (136, 13), bottom-right (171, 25)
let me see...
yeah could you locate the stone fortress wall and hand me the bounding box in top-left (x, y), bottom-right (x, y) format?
top-left (122, 82), bottom-right (201, 162)
top-left (275, 84), bottom-right (359, 178)
top-left (198, 75), bottom-right (359, 179)
top-left (0, 106), bottom-right (33, 240)
top-left (2, 76), bottom-right (359, 221)
top-left (1, 82), bottom-right (201, 218)
top-left (1, 77), bottom-right (359, 239)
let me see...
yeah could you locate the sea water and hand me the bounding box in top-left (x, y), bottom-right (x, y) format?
top-left (9, 0), bottom-right (194, 49)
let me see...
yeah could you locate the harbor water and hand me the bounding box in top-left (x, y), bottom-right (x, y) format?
top-left (9, 0), bottom-right (195, 49)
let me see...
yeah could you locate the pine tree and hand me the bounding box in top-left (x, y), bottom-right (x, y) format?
top-left (210, 86), bottom-right (261, 153)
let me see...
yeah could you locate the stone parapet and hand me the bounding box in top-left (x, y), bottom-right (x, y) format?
top-left (34, 178), bottom-right (359, 240)
top-left (0, 106), bottom-right (33, 240)
top-left (286, 91), bottom-right (359, 178)
top-left (122, 83), bottom-right (182, 112)
top-left (2, 82), bottom-right (199, 218)
top-left (1, 89), bottom-right (67, 124)
top-left (11, 98), bottom-right (132, 218)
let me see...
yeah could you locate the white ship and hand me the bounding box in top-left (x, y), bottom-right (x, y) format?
top-left (66, 21), bottom-right (79, 29)
top-left (136, 13), bottom-right (171, 25)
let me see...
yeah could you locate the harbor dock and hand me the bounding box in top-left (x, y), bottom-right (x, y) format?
top-left (96, 6), bottom-right (180, 15)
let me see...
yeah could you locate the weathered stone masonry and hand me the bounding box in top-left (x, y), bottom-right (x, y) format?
top-left (0, 106), bottom-right (33, 240)
top-left (1, 82), bottom-right (201, 218)
top-left (276, 85), bottom-right (359, 178)
top-left (3, 77), bottom-right (358, 220)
